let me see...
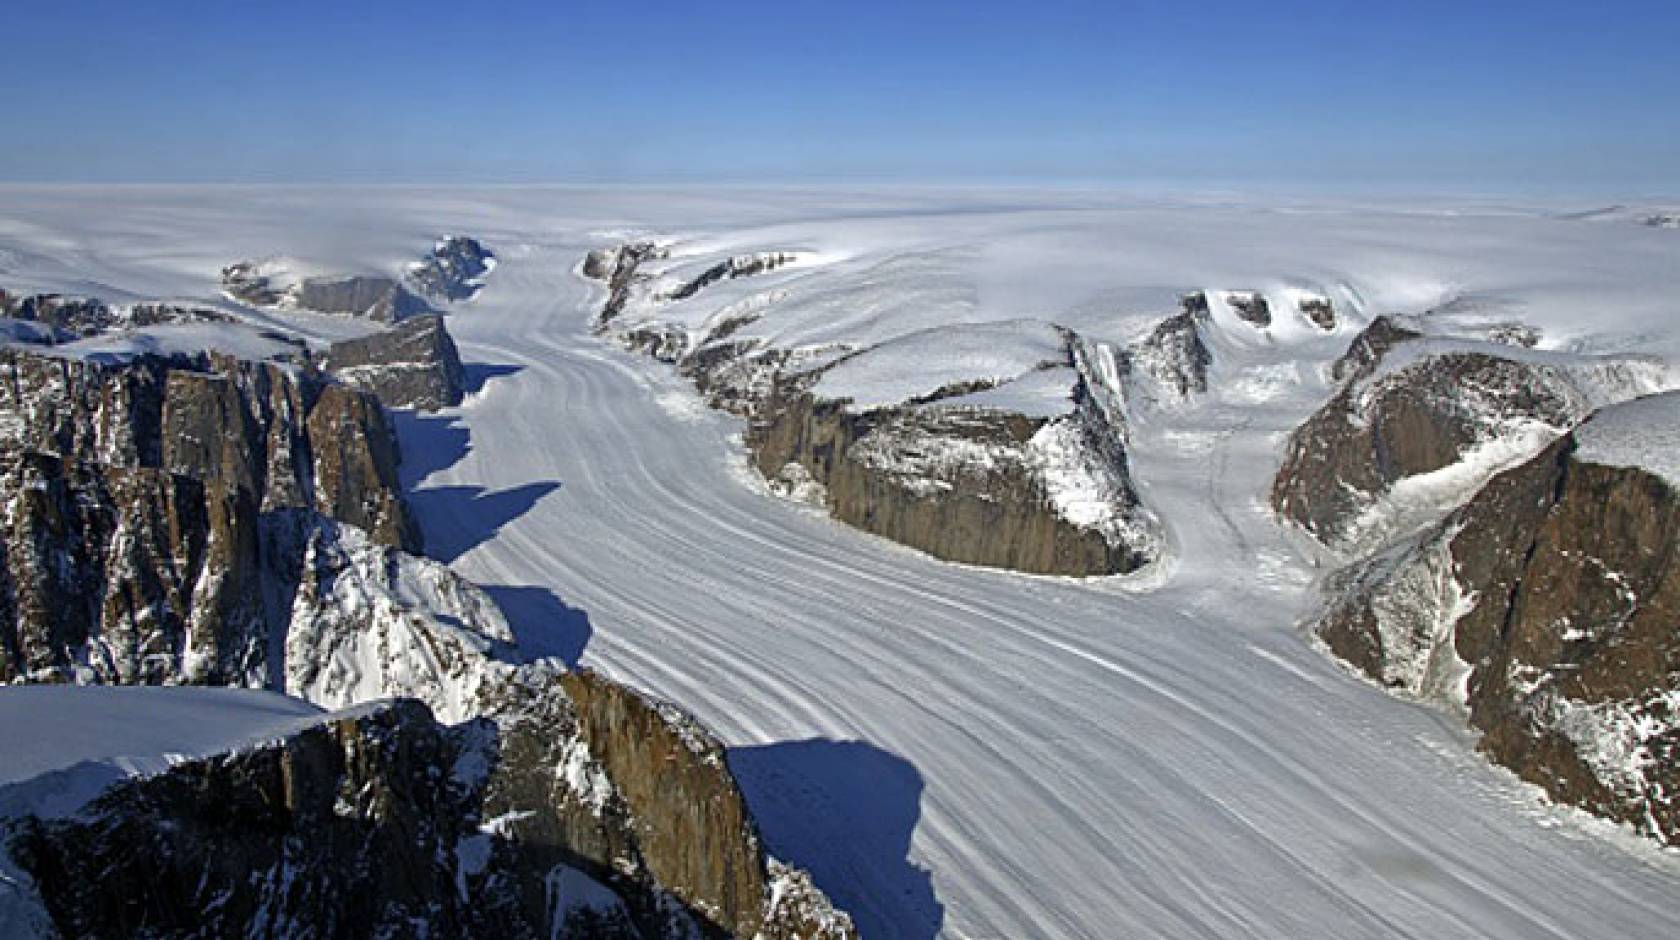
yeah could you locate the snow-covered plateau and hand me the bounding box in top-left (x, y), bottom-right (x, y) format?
top-left (2, 186), bottom-right (1680, 939)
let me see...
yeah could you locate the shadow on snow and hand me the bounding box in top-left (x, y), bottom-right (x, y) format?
top-left (728, 738), bottom-right (943, 940)
top-left (386, 362), bottom-right (941, 934)
top-left (481, 584), bottom-right (592, 669)
top-left (388, 408), bottom-right (473, 490)
top-left (463, 363), bottom-right (523, 396)
top-left (405, 481), bottom-right (562, 564)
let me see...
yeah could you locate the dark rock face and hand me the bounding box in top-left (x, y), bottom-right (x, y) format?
top-left (407, 236), bottom-right (496, 302)
top-left (293, 276), bottom-right (432, 323)
top-left (1, 288), bottom-right (261, 349)
top-left (222, 264), bottom-right (432, 323)
top-left (0, 348), bottom-right (420, 684)
top-left (0, 348), bottom-right (416, 551)
top-left (9, 702), bottom-right (504, 939)
top-left (748, 371), bottom-right (1154, 576)
top-left (0, 452), bottom-right (262, 685)
top-left (323, 314), bottom-right (466, 410)
top-left (1328, 315), bottom-right (1423, 383)
top-left (1298, 296), bottom-right (1336, 330)
top-left (305, 384), bottom-right (421, 549)
top-left (1224, 291), bottom-right (1272, 328)
top-left (1316, 416), bottom-right (1680, 844)
top-left (220, 262), bottom-right (283, 306)
top-left (1272, 321), bottom-right (1661, 551)
top-left (559, 669), bottom-right (798, 938)
top-left (1, 294), bottom-right (118, 335)
top-left (4, 686), bottom-right (856, 939)
top-left (667, 253), bottom-right (794, 302)
top-left (1122, 294), bottom-right (1214, 402)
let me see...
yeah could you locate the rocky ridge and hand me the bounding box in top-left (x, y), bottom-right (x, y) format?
top-left (0, 346), bottom-right (420, 686)
top-left (406, 235), bottom-right (497, 302)
top-left (584, 241), bottom-right (1166, 576)
top-left (1, 290), bottom-right (239, 346)
top-left (1313, 393), bottom-right (1680, 843)
top-left (1276, 315), bottom-right (1680, 844)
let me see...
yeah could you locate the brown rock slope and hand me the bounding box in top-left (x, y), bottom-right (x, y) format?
top-left (1316, 392), bottom-right (1680, 843)
top-left (748, 368), bottom-right (1155, 576)
top-left (1273, 317), bottom-right (1667, 551)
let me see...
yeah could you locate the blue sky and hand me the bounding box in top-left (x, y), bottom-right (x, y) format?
top-left (4, 0), bottom-right (1676, 192)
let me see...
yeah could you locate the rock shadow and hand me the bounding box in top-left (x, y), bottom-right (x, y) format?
top-left (728, 738), bottom-right (943, 939)
top-left (388, 409), bottom-right (472, 490)
top-left (405, 482), bottom-right (561, 564)
top-left (463, 363), bottom-right (523, 395)
top-left (481, 584), bottom-right (592, 668)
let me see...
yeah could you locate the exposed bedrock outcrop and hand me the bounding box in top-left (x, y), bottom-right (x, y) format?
top-left (586, 241), bottom-right (668, 327)
top-left (1272, 317), bottom-right (1668, 552)
top-left (322, 313), bottom-right (466, 411)
top-left (0, 334), bottom-right (856, 936)
top-left (0, 347), bottom-right (423, 685)
top-left (0, 294), bottom-right (236, 346)
top-left (0, 348), bottom-right (417, 549)
top-left (0, 293), bottom-right (119, 336)
top-left (407, 235), bottom-right (496, 302)
top-left (222, 263), bottom-right (433, 323)
top-left (6, 690), bottom-right (854, 939)
top-left (1121, 292), bottom-right (1215, 404)
top-left (1224, 290), bottom-right (1272, 328)
top-left (667, 253), bottom-right (795, 302)
top-left (1316, 393), bottom-right (1680, 843)
top-left (748, 362), bottom-right (1157, 576)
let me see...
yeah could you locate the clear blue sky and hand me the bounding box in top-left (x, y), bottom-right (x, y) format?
top-left (4, 0), bottom-right (1676, 192)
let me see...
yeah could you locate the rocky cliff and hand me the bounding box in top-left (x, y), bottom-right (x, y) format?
top-left (322, 314), bottom-right (466, 411)
top-left (1273, 319), bottom-right (1668, 552)
top-left (587, 241), bottom-right (668, 327)
top-left (0, 347), bottom-right (417, 550)
top-left (4, 689), bottom-right (853, 939)
top-left (1315, 392), bottom-right (1680, 843)
top-left (0, 348), bottom-right (424, 686)
top-left (749, 366), bottom-right (1157, 576)
top-left (584, 243), bottom-right (1162, 577)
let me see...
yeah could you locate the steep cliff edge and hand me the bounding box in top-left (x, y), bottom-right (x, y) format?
top-left (3, 692), bottom-right (853, 939)
top-left (1315, 392), bottom-right (1680, 843)
top-left (0, 347), bottom-right (418, 551)
top-left (748, 354), bottom-right (1157, 575)
top-left (321, 314), bottom-right (466, 412)
top-left (0, 346), bottom-right (437, 688)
